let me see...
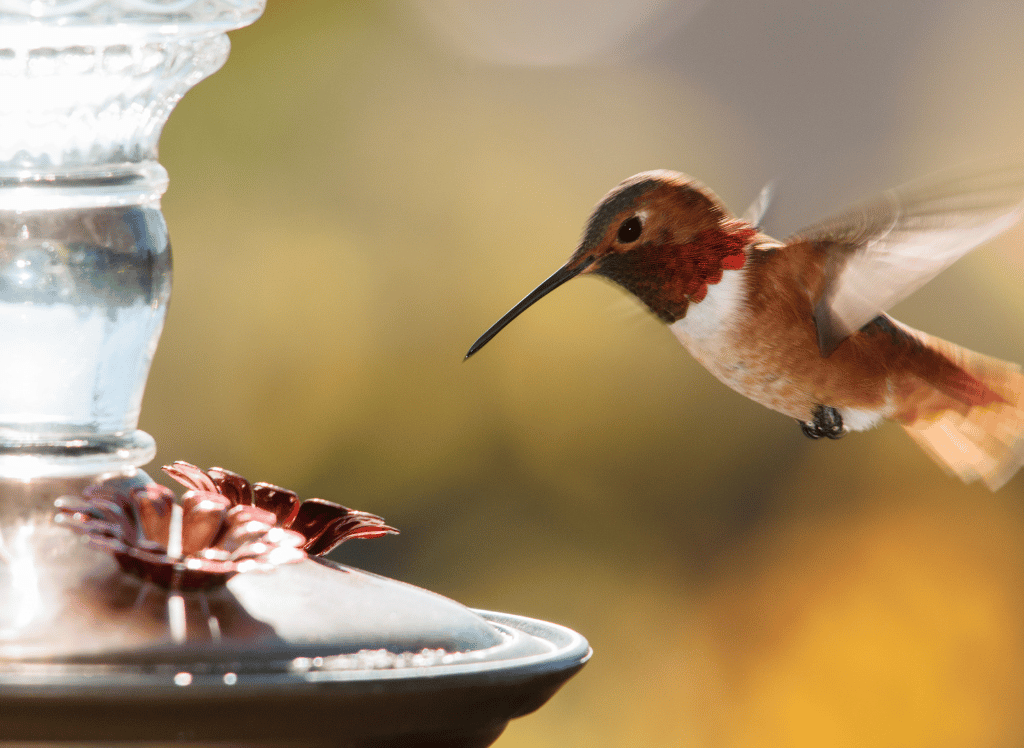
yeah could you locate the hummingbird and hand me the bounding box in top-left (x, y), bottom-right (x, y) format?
top-left (465, 163), bottom-right (1024, 490)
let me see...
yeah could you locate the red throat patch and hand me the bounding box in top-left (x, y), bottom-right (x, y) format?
top-left (680, 223), bottom-right (756, 305)
top-left (594, 221), bottom-right (757, 323)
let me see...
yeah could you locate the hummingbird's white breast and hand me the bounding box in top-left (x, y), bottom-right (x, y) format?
top-left (667, 261), bottom-right (891, 429)
top-left (666, 262), bottom-right (803, 415)
top-left (668, 262), bottom-right (750, 382)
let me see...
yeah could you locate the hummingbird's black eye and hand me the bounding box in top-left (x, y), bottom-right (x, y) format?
top-left (617, 216), bottom-right (642, 243)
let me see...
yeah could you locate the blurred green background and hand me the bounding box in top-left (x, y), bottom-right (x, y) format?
top-left (147, 1), bottom-right (1024, 746)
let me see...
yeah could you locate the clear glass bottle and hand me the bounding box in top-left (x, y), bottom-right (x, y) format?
top-left (0, 0), bottom-right (262, 477)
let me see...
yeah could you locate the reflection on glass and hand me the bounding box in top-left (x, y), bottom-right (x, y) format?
top-left (0, 205), bottom-right (170, 437)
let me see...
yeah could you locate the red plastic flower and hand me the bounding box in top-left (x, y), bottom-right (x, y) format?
top-left (56, 462), bottom-right (397, 589)
top-left (161, 462), bottom-right (397, 556)
top-left (55, 482), bottom-right (307, 589)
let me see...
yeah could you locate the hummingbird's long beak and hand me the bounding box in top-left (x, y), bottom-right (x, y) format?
top-left (465, 259), bottom-right (588, 359)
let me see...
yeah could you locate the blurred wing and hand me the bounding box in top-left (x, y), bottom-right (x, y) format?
top-left (741, 180), bottom-right (775, 229)
top-left (788, 160), bottom-right (1024, 356)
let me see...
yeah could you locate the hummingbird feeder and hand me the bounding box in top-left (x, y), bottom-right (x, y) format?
top-left (0, 2), bottom-right (589, 746)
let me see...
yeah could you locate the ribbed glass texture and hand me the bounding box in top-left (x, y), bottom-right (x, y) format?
top-left (0, 0), bottom-right (265, 173)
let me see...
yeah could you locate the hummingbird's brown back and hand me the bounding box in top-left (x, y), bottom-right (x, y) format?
top-left (735, 235), bottom-right (1024, 489)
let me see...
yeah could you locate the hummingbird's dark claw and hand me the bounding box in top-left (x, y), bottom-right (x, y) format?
top-left (800, 405), bottom-right (846, 440)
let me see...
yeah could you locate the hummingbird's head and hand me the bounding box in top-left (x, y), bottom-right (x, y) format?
top-left (465, 171), bottom-right (754, 358)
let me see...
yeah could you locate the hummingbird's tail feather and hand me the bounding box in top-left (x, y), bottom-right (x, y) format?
top-left (899, 338), bottom-right (1024, 490)
top-left (903, 404), bottom-right (1024, 490)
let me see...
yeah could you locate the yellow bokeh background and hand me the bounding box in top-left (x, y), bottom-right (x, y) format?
top-left (144, 1), bottom-right (1024, 745)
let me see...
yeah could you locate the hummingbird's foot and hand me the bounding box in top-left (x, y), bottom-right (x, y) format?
top-left (800, 405), bottom-right (847, 440)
